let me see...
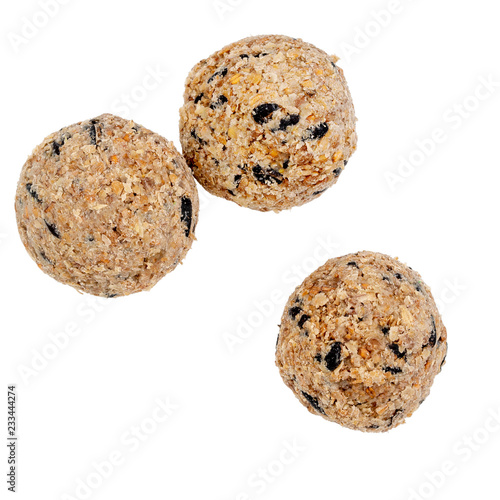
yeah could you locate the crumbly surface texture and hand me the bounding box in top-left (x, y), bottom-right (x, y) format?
top-left (179, 35), bottom-right (357, 212)
top-left (276, 251), bottom-right (447, 432)
top-left (16, 114), bottom-right (199, 297)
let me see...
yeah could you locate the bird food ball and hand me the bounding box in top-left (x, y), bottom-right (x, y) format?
top-left (16, 114), bottom-right (199, 297)
top-left (276, 251), bottom-right (447, 432)
top-left (180, 35), bottom-right (357, 212)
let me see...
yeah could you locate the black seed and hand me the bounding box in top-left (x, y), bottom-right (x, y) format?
top-left (252, 165), bottom-right (283, 185)
top-left (89, 120), bottom-right (98, 146)
top-left (278, 114), bottom-right (300, 131)
top-left (283, 159), bottom-right (290, 169)
top-left (39, 250), bottom-right (53, 265)
top-left (252, 103), bottom-right (279, 125)
top-left (395, 273), bottom-right (403, 280)
top-left (44, 220), bottom-right (61, 239)
top-left (314, 353), bottom-right (322, 362)
top-left (303, 122), bottom-right (329, 141)
top-left (107, 293), bottom-right (118, 298)
top-left (132, 125), bottom-right (140, 133)
top-left (347, 261), bottom-right (359, 269)
top-left (234, 174), bottom-right (242, 187)
top-left (384, 366), bottom-right (402, 374)
top-left (382, 276), bottom-right (390, 282)
top-left (389, 409), bottom-right (404, 426)
top-left (325, 342), bottom-right (342, 371)
top-left (313, 188), bottom-right (327, 196)
top-left (26, 183), bottom-right (42, 203)
top-left (388, 343), bottom-right (406, 359)
top-left (333, 167), bottom-right (342, 177)
top-left (228, 190), bottom-right (236, 196)
top-left (415, 283), bottom-right (423, 292)
top-left (276, 333), bottom-right (280, 347)
top-left (344, 160), bottom-right (348, 166)
top-left (52, 134), bottom-right (70, 156)
top-left (191, 130), bottom-right (206, 145)
top-left (194, 93), bottom-right (204, 104)
top-left (331, 61), bottom-right (337, 69)
top-left (301, 391), bottom-right (325, 415)
top-left (368, 425), bottom-right (379, 430)
top-left (240, 54), bottom-right (249, 59)
top-left (289, 306), bottom-right (302, 319)
top-left (298, 314), bottom-right (310, 329)
top-left (440, 354), bottom-right (447, 370)
top-left (180, 197), bottom-right (193, 237)
top-left (208, 67), bottom-right (228, 83)
top-left (429, 316), bottom-right (437, 347)
top-left (255, 52), bottom-right (269, 58)
top-left (87, 235), bottom-right (95, 242)
top-left (210, 95), bottom-right (228, 109)
top-left (381, 326), bottom-right (390, 335)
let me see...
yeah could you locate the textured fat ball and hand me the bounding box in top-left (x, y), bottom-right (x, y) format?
top-left (275, 251), bottom-right (448, 432)
top-left (179, 34), bottom-right (357, 212)
top-left (15, 114), bottom-right (199, 297)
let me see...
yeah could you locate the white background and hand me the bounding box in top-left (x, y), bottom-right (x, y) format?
top-left (1, 0), bottom-right (499, 499)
